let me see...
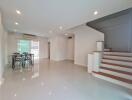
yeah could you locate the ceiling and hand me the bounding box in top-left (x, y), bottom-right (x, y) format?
top-left (0, 0), bottom-right (132, 37)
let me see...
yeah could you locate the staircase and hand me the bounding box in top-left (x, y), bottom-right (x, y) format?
top-left (92, 51), bottom-right (132, 89)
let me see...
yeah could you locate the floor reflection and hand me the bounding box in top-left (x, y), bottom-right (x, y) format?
top-left (0, 59), bottom-right (132, 100)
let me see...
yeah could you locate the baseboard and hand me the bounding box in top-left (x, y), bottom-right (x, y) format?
top-left (39, 57), bottom-right (48, 59)
top-left (65, 59), bottom-right (74, 61)
top-left (66, 58), bottom-right (74, 60)
top-left (50, 58), bottom-right (68, 62)
top-left (74, 62), bottom-right (87, 67)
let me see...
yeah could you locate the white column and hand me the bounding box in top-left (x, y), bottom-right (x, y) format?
top-left (0, 12), bottom-right (3, 81)
top-left (93, 52), bottom-right (102, 72)
top-left (96, 41), bottom-right (104, 52)
top-left (87, 54), bottom-right (94, 73)
top-left (0, 12), bottom-right (4, 86)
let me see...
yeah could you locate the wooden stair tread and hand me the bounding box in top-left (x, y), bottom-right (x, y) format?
top-left (100, 67), bottom-right (132, 75)
top-left (101, 62), bottom-right (132, 69)
top-left (93, 71), bottom-right (132, 84)
top-left (102, 58), bottom-right (132, 62)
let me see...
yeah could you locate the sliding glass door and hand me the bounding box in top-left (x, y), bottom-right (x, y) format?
top-left (17, 40), bottom-right (39, 59)
top-left (17, 40), bottom-right (30, 54)
top-left (31, 41), bottom-right (39, 59)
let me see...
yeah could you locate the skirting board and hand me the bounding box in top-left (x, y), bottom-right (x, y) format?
top-left (74, 62), bottom-right (87, 67)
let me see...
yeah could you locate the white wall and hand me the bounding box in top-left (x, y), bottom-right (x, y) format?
top-left (38, 37), bottom-right (48, 59)
top-left (1, 31), bottom-right (8, 67)
top-left (4, 31), bottom-right (8, 65)
top-left (0, 12), bottom-right (8, 80)
top-left (104, 12), bottom-right (132, 52)
top-left (69, 25), bottom-right (104, 66)
top-left (67, 36), bottom-right (74, 60)
top-left (8, 33), bottom-right (18, 55)
top-left (50, 36), bottom-right (67, 61)
top-left (88, 9), bottom-right (132, 52)
top-left (50, 36), bottom-right (57, 61)
top-left (8, 33), bottom-right (49, 60)
top-left (0, 12), bottom-right (3, 79)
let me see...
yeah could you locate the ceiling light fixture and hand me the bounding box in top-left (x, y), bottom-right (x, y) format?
top-left (64, 34), bottom-right (68, 36)
top-left (49, 30), bottom-right (53, 33)
top-left (59, 26), bottom-right (63, 30)
top-left (16, 10), bottom-right (21, 15)
top-left (15, 22), bottom-right (19, 25)
top-left (0, 81), bottom-right (2, 86)
top-left (94, 11), bottom-right (98, 15)
top-left (14, 93), bottom-right (17, 97)
top-left (41, 82), bottom-right (45, 86)
top-left (48, 91), bottom-right (53, 96)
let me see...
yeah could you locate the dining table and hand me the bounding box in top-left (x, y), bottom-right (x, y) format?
top-left (12, 53), bottom-right (34, 70)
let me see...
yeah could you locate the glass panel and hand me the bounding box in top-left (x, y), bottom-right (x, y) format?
top-left (31, 41), bottom-right (39, 59)
top-left (18, 40), bottom-right (30, 54)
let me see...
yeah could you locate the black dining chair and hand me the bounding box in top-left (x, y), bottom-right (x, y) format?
top-left (12, 53), bottom-right (23, 69)
top-left (22, 52), bottom-right (34, 67)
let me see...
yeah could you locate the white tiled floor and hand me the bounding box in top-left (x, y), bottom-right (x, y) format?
top-left (0, 59), bottom-right (132, 100)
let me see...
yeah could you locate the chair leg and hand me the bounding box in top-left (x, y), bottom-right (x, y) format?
top-left (22, 61), bottom-right (25, 68)
top-left (12, 59), bottom-right (15, 70)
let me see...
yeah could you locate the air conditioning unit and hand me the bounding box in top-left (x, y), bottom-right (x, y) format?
top-left (23, 34), bottom-right (37, 40)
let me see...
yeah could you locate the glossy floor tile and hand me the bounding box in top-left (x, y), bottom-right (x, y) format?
top-left (0, 59), bottom-right (132, 100)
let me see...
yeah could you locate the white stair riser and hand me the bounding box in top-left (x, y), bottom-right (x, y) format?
top-left (102, 59), bottom-right (132, 66)
top-left (104, 49), bottom-right (111, 52)
top-left (103, 52), bottom-right (132, 57)
top-left (100, 69), bottom-right (132, 80)
top-left (101, 63), bottom-right (132, 73)
top-left (93, 73), bottom-right (132, 89)
top-left (103, 55), bottom-right (132, 61)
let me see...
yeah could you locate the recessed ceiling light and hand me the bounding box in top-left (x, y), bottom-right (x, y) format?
top-left (0, 81), bottom-right (2, 86)
top-left (41, 82), bottom-right (45, 86)
top-left (48, 91), bottom-right (53, 96)
top-left (64, 34), bottom-right (68, 36)
top-left (15, 22), bottom-right (19, 25)
top-left (49, 30), bottom-right (53, 33)
top-left (14, 93), bottom-right (17, 97)
top-left (59, 26), bottom-right (63, 30)
top-left (16, 10), bottom-right (21, 15)
top-left (94, 11), bottom-right (98, 15)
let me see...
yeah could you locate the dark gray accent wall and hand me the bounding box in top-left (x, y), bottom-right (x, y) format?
top-left (87, 8), bottom-right (132, 52)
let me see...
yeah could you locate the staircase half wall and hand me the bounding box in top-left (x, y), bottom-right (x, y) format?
top-left (68, 25), bottom-right (104, 66)
top-left (88, 8), bottom-right (132, 52)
